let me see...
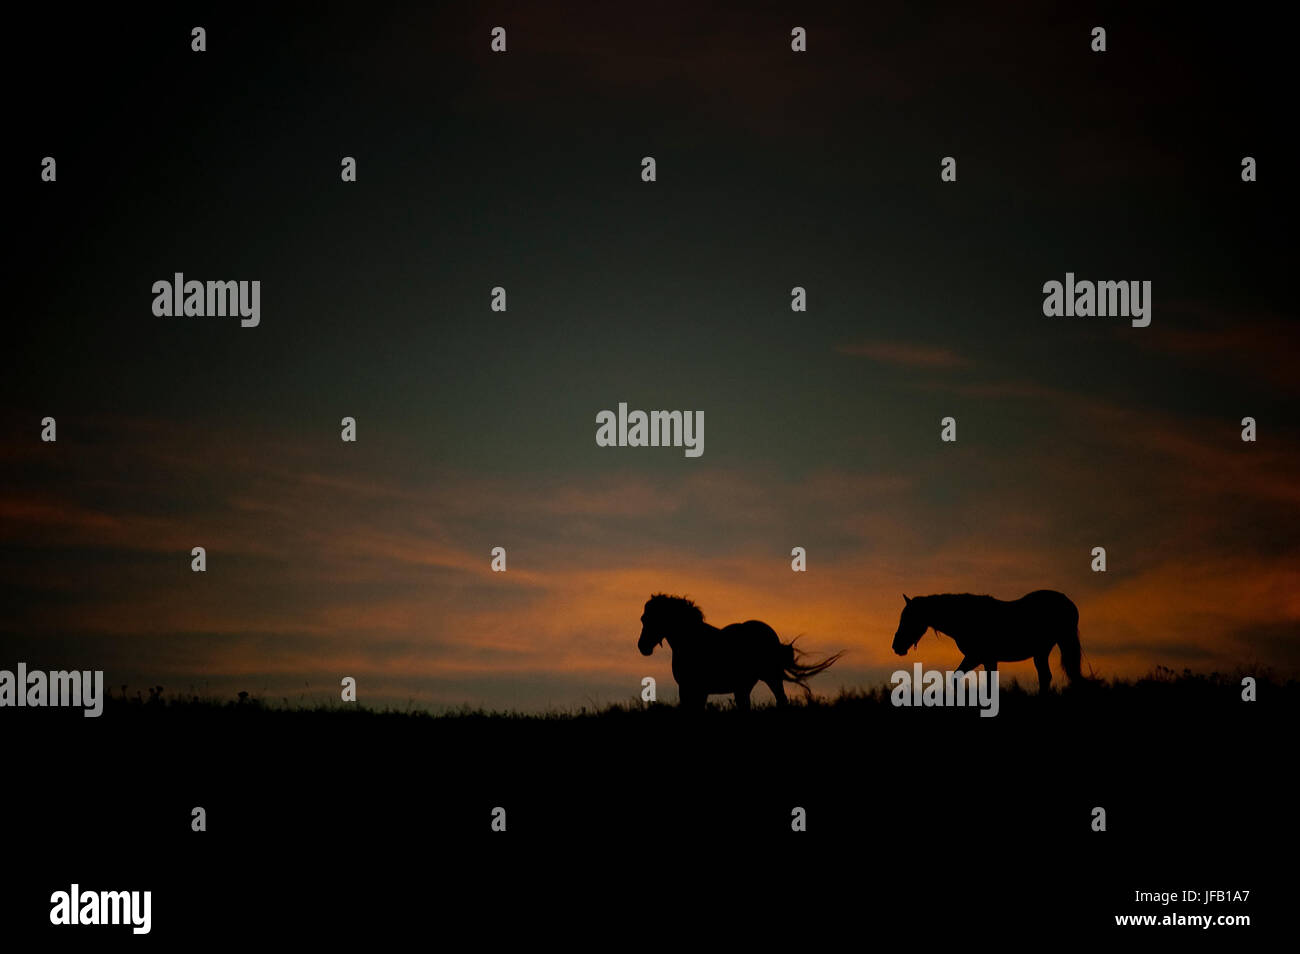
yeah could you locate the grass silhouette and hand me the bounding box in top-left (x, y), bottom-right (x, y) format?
top-left (84, 664), bottom-right (1293, 721)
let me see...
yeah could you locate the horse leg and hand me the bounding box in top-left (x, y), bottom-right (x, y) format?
top-left (1034, 653), bottom-right (1052, 694)
top-left (952, 655), bottom-right (979, 690)
top-left (734, 686), bottom-right (752, 711)
top-left (765, 678), bottom-right (788, 707)
top-left (679, 687), bottom-right (705, 710)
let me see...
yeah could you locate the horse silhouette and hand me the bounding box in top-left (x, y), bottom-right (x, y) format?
top-left (892, 590), bottom-right (1086, 692)
top-left (638, 594), bottom-right (843, 709)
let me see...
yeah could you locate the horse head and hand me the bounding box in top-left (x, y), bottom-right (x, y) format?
top-left (892, 594), bottom-right (928, 656)
top-left (638, 593), bottom-right (703, 656)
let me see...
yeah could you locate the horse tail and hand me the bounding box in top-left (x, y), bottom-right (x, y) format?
top-left (781, 638), bottom-right (844, 694)
top-left (1058, 623), bottom-right (1085, 683)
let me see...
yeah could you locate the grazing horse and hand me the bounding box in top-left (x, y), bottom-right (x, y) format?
top-left (638, 594), bottom-right (843, 709)
top-left (892, 590), bottom-right (1086, 692)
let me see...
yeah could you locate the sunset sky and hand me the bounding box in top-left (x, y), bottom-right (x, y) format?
top-left (6, 3), bottom-right (1296, 710)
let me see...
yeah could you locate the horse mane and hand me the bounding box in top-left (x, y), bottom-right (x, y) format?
top-left (921, 593), bottom-right (994, 609)
top-left (647, 593), bottom-right (705, 623)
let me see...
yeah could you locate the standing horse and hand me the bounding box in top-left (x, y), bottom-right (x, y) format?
top-left (638, 594), bottom-right (843, 709)
top-left (892, 590), bottom-right (1086, 692)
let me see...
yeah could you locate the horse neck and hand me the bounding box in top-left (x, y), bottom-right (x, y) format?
top-left (664, 618), bottom-right (710, 651)
top-left (920, 596), bottom-right (961, 636)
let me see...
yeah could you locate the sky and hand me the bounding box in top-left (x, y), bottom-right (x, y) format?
top-left (5, 2), bottom-right (1297, 710)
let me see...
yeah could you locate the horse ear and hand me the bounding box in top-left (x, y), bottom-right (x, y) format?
top-left (903, 594), bottom-right (911, 604)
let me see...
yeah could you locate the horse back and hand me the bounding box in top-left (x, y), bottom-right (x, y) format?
top-left (1017, 589), bottom-right (1078, 622)
top-left (720, 619), bottom-right (782, 646)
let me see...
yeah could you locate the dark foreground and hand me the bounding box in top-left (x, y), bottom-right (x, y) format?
top-left (6, 671), bottom-right (1292, 943)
